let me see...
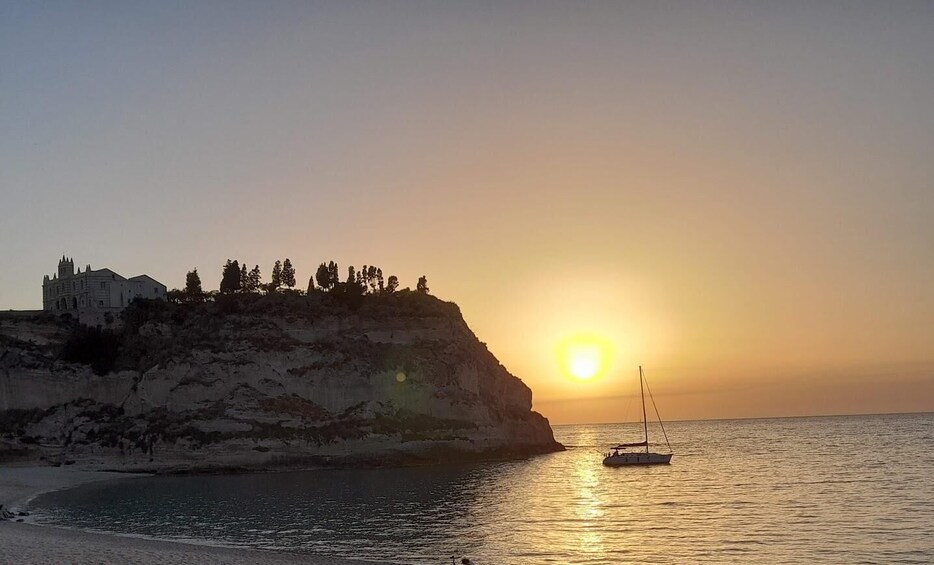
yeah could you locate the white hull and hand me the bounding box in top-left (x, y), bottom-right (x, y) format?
top-left (602, 452), bottom-right (672, 466)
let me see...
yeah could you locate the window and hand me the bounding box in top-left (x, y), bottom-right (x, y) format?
top-left (100, 282), bottom-right (106, 289)
top-left (98, 300), bottom-right (104, 307)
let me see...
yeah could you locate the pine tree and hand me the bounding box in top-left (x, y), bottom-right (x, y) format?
top-left (347, 266), bottom-right (356, 284)
top-left (220, 260), bottom-right (241, 294)
top-left (270, 260), bottom-right (282, 291)
top-left (327, 261), bottom-right (340, 289)
top-left (281, 258), bottom-right (296, 289)
top-left (185, 269), bottom-right (203, 301)
top-left (376, 268), bottom-right (384, 292)
top-left (315, 263), bottom-right (330, 290)
top-left (246, 265), bottom-right (261, 293)
top-left (240, 263), bottom-right (248, 292)
top-left (306, 275), bottom-right (315, 294)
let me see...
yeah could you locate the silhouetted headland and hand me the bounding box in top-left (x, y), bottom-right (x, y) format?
top-left (0, 288), bottom-right (562, 473)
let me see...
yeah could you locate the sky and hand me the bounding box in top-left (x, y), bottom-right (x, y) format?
top-left (1, 1), bottom-right (932, 423)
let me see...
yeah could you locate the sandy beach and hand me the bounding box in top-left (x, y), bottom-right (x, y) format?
top-left (0, 466), bottom-right (379, 565)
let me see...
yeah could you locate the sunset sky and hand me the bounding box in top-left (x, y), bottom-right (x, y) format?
top-left (2, 2), bottom-right (932, 423)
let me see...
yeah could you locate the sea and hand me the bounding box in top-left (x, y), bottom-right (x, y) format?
top-left (30, 413), bottom-right (934, 564)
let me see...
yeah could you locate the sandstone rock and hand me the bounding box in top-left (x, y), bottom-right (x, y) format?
top-left (0, 295), bottom-right (562, 471)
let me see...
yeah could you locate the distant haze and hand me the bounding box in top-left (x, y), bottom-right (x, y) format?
top-left (2, 2), bottom-right (932, 423)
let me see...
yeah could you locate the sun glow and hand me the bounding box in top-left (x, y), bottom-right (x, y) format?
top-left (557, 336), bottom-right (612, 381)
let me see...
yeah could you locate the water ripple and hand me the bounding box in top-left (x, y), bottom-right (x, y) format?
top-left (30, 413), bottom-right (934, 564)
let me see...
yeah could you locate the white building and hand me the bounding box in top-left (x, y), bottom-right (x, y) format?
top-left (42, 256), bottom-right (167, 314)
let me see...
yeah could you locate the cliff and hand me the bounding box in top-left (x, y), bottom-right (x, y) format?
top-left (0, 293), bottom-right (561, 472)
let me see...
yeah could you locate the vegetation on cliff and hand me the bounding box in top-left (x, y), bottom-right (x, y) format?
top-left (60, 289), bottom-right (456, 376)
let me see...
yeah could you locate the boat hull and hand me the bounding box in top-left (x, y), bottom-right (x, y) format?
top-left (602, 452), bottom-right (672, 466)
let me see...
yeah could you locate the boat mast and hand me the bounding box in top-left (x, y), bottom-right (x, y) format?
top-left (640, 365), bottom-right (648, 453)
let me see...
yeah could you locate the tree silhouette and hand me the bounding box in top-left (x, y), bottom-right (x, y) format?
top-left (327, 261), bottom-right (340, 288)
top-left (270, 260), bottom-right (282, 292)
top-left (246, 265), bottom-right (261, 293)
top-left (377, 268), bottom-right (384, 292)
top-left (386, 275), bottom-right (399, 294)
top-left (240, 263), bottom-right (248, 292)
top-left (185, 268), bottom-right (203, 301)
top-left (346, 265), bottom-right (356, 285)
top-left (281, 258), bottom-right (296, 289)
top-left (220, 260), bottom-right (241, 294)
top-left (315, 263), bottom-right (331, 290)
top-left (416, 275), bottom-right (429, 294)
top-left (306, 275), bottom-right (315, 294)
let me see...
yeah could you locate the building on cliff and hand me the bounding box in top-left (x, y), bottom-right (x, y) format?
top-left (42, 256), bottom-right (166, 319)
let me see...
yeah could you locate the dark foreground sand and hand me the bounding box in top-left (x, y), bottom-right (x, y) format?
top-left (0, 467), bottom-right (379, 565)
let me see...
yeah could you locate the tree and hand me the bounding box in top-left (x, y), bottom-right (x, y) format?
top-left (386, 275), bottom-right (399, 294)
top-left (327, 261), bottom-right (340, 289)
top-left (185, 268), bottom-right (203, 300)
top-left (246, 265), bottom-right (261, 293)
top-left (240, 263), bottom-right (248, 292)
top-left (376, 268), bottom-right (384, 293)
top-left (281, 258), bottom-right (296, 289)
top-left (366, 265), bottom-right (379, 293)
top-left (416, 275), bottom-right (429, 294)
top-left (346, 266), bottom-right (356, 285)
top-left (220, 260), bottom-right (241, 294)
top-left (315, 263), bottom-right (331, 290)
top-left (306, 275), bottom-right (315, 294)
top-left (270, 260), bottom-right (282, 292)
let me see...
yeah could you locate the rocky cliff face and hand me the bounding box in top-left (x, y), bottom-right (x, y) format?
top-left (0, 293), bottom-right (561, 472)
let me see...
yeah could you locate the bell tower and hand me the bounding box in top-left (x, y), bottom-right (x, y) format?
top-left (58, 255), bottom-right (74, 278)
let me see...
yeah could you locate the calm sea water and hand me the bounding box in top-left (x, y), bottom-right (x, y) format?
top-left (32, 414), bottom-right (934, 564)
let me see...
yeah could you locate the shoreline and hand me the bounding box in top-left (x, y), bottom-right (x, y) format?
top-left (0, 465), bottom-right (146, 513)
top-left (0, 466), bottom-right (383, 565)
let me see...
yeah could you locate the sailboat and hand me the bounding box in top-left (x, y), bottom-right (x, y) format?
top-left (603, 366), bottom-right (673, 466)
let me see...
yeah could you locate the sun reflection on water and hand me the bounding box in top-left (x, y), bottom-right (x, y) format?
top-left (30, 416), bottom-right (934, 564)
top-left (572, 461), bottom-right (605, 555)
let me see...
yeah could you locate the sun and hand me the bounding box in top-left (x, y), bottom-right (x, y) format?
top-left (557, 336), bottom-right (612, 381)
top-left (567, 345), bottom-right (601, 379)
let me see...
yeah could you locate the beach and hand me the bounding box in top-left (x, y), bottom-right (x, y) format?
top-left (0, 466), bottom-right (375, 565)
